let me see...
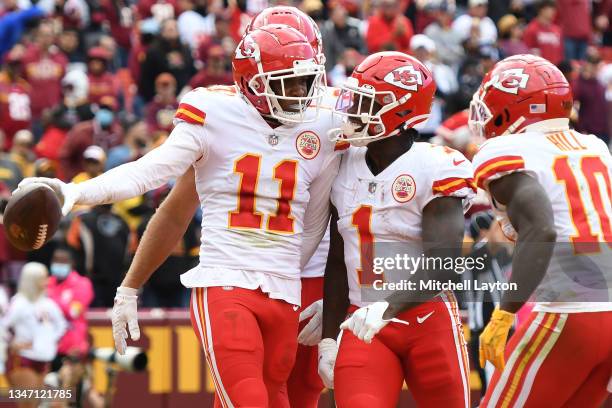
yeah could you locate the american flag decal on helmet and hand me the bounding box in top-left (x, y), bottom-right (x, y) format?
top-left (529, 104), bottom-right (546, 114)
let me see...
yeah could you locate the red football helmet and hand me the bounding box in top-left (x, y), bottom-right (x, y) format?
top-left (330, 51), bottom-right (436, 146)
top-left (232, 24), bottom-right (326, 124)
top-left (469, 54), bottom-right (573, 139)
top-left (247, 6), bottom-right (325, 65)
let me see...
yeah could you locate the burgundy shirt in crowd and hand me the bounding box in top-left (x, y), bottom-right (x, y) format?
top-left (0, 73), bottom-right (31, 150)
top-left (556, 0), bottom-right (592, 41)
top-left (59, 120), bottom-right (122, 180)
top-left (188, 71), bottom-right (234, 89)
top-left (88, 72), bottom-right (118, 106)
top-left (523, 20), bottom-right (564, 65)
top-left (573, 76), bottom-right (608, 138)
top-left (99, 0), bottom-right (133, 49)
top-left (22, 45), bottom-right (68, 118)
top-left (145, 97), bottom-right (178, 133)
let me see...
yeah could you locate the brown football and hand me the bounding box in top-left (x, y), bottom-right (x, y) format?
top-left (3, 183), bottom-right (62, 251)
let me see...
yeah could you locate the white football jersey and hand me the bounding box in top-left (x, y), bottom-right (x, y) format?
top-left (473, 128), bottom-right (612, 312)
top-left (332, 142), bottom-right (476, 307)
top-left (74, 85), bottom-right (344, 305)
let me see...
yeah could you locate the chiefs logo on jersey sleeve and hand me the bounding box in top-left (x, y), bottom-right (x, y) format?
top-left (392, 174), bottom-right (416, 203)
top-left (296, 131), bottom-right (320, 159)
top-left (383, 65), bottom-right (423, 91)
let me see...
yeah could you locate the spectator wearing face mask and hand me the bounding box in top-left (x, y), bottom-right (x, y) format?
top-left (58, 99), bottom-right (121, 181)
top-left (106, 119), bottom-right (149, 170)
top-left (0, 263), bottom-right (66, 394)
top-left (47, 246), bottom-right (93, 361)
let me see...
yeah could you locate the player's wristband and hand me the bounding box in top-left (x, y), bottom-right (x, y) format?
top-left (116, 287), bottom-right (138, 297)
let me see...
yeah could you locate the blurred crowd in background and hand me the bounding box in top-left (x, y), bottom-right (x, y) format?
top-left (0, 0), bottom-right (610, 312)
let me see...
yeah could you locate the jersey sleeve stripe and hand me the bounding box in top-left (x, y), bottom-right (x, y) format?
top-left (175, 103), bottom-right (206, 125)
top-left (432, 177), bottom-right (477, 195)
top-left (474, 156), bottom-right (525, 189)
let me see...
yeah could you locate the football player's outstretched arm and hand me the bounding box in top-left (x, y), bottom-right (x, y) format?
top-left (488, 172), bottom-right (557, 313)
top-left (322, 205), bottom-right (350, 341)
top-left (112, 168), bottom-right (199, 355)
top-left (383, 196), bottom-right (465, 319)
top-left (121, 167), bottom-right (200, 289)
top-left (19, 123), bottom-right (206, 215)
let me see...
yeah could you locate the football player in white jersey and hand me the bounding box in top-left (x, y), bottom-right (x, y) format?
top-left (470, 54), bottom-right (612, 407)
top-left (318, 52), bottom-right (475, 407)
top-left (18, 25), bottom-right (343, 407)
top-left (246, 8), bottom-right (332, 408)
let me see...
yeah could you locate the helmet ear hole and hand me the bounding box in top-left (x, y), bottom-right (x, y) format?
top-left (494, 114), bottom-right (503, 127)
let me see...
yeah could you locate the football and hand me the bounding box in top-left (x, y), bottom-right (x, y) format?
top-left (3, 183), bottom-right (62, 251)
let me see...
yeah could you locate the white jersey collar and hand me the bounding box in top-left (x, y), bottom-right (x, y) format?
top-left (521, 119), bottom-right (570, 134)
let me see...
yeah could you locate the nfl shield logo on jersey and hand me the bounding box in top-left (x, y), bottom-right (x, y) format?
top-left (392, 174), bottom-right (416, 203)
top-left (268, 134), bottom-right (279, 146)
top-left (296, 131), bottom-right (321, 160)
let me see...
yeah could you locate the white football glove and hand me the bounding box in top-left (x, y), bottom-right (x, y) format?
top-left (17, 177), bottom-right (81, 216)
top-left (339, 301), bottom-right (409, 344)
top-left (297, 299), bottom-right (322, 346)
top-left (317, 338), bottom-right (338, 389)
top-left (112, 287), bottom-right (140, 355)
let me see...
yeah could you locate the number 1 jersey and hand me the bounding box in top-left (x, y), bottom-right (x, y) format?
top-left (331, 143), bottom-right (476, 307)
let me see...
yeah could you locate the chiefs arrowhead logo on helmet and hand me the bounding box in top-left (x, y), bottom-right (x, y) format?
top-left (487, 68), bottom-right (530, 95)
top-left (235, 37), bottom-right (257, 60)
top-left (383, 65), bottom-right (423, 91)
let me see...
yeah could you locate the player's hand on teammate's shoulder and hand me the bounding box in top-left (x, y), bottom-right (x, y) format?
top-left (16, 177), bottom-right (80, 216)
top-left (112, 286), bottom-right (140, 355)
